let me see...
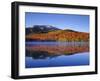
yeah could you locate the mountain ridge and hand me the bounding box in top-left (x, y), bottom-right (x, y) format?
top-left (26, 25), bottom-right (61, 35)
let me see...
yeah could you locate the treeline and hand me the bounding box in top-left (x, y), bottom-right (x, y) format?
top-left (26, 30), bottom-right (89, 42)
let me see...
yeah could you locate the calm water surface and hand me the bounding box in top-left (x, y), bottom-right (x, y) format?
top-left (25, 42), bottom-right (89, 68)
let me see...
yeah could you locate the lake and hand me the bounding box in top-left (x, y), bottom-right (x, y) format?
top-left (25, 42), bottom-right (89, 68)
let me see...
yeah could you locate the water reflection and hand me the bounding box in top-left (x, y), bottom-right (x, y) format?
top-left (26, 42), bottom-right (89, 59)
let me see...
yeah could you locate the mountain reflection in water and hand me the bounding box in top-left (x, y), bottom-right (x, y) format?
top-left (26, 42), bottom-right (89, 59)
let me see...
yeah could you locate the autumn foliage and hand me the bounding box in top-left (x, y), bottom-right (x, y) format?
top-left (26, 30), bottom-right (89, 42)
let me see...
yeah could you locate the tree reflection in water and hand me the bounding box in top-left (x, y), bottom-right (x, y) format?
top-left (26, 42), bottom-right (89, 59)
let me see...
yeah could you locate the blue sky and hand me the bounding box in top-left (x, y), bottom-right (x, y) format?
top-left (25, 12), bottom-right (89, 32)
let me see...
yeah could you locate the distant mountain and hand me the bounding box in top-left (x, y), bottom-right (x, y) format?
top-left (64, 29), bottom-right (78, 32)
top-left (26, 25), bottom-right (60, 35)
